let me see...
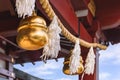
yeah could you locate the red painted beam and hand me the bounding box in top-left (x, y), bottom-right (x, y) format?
top-left (95, 0), bottom-right (120, 27)
top-left (50, 0), bottom-right (92, 42)
top-left (50, 0), bottom-right (78, 34)
top-left (80, 23), bottom-right (92, 42)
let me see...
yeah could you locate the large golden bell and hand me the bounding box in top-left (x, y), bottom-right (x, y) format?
top-left (63, 53), bottom-right (84, 75)
top-left (16, 13), bottom-right (48, 50)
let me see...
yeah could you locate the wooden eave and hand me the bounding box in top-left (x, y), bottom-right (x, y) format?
top-left (0, 0), bottom-right (120, 64)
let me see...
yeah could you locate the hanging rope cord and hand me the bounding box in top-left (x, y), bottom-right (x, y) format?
top-left (39, 0), bottom-right (107, 50)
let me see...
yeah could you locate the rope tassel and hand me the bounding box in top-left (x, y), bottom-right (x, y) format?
top-left (41, 16), bottom-right (61, 61)
top-left (84, 46), bottom-right (95, 75)
top-left (69, 39), bottom-right (81, 74)
top-left (16, 0), bottom-right (35, 18)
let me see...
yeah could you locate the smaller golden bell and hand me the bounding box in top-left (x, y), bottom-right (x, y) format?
top-left (16, 12), bottom-right (48, 50)
top-left (63, 53), bottom-right (84, 75)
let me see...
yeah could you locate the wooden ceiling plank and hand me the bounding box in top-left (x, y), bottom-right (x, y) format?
top-left (0, 30), bottom-right (17, 37)
top-left (0, 0), bottom-right (15, 16)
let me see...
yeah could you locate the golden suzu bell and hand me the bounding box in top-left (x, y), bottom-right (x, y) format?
top-left (63, 54), bottom-right (84, 75)
top-left (16, 14), bottom-right (48, 50)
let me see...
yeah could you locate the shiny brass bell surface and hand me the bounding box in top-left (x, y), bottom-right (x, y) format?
top-left (63, 54), bottom-right (84, 75)
top-left (16, 14), bottom-right (48, 50)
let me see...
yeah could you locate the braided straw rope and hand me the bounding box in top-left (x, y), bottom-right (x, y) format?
top-left (39, 0), bottom-right (107, 50)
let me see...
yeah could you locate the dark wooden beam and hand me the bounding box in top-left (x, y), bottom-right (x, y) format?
top-left (0, 0), bottom-right (15, 16)
top-left (0, 30), bottom-right (17, 37)
top-left (0, 53), bottom-right (12, 63)
top-left (103, 27), bottom-right (120, 44)
top-left (0, 36), bottom-right (21, 49)
top-left (14, 68), bottom-right (43, 80)
top-left (14, 48), bottom-right (70, 64)
top-left (0, 17), bottom-right (19, 32)
top-left (8, 62), bottom-right (14, 80)
top-left (0, 68), bottom-right (15, 78)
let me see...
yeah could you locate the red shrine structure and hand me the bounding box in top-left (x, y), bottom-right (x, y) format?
top-left (0, 0), bottom-right (120, 80)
